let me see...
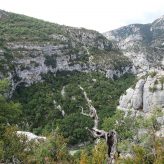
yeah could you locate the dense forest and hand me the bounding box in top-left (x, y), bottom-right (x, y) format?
top-left (13, 72), bottom-right (135, 144)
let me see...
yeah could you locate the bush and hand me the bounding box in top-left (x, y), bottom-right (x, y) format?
top-left (33, 132), bottom-right (72, 163)
top-left (149, 86), bottom-right (157, 92)
top-left (1, 126), bottom-right (33, 163)
top-left (149, 71), bottom-right (157, 78)
top-left (159, 76), bottom-right (164, 90)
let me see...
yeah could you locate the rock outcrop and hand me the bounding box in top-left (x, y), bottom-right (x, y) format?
top-left (118, 71), bottom-right (164, 112)
top-left (17, 131), bottom-right (46, 142)
top-left (0, 9), bottom-right (8, 19)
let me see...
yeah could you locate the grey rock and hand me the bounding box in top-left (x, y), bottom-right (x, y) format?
top-left (118, 71), bottom-right (164, 112)
top-left (119, 88), bottom-right (134, 109)
top-left (4, 41), bottom-right (132, 95)
top-left (0, 9), bottom-right (8, 19)
top-left (132, 79), bottom-right (145, 110)
top-left (17, 131), bottom-right (46, 142)
top-left (155, 127), bottom-right (164, 137)
top-left (157, 116), bottom-right (164, 125)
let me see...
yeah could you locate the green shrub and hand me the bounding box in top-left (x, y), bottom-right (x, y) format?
top-left (149, 86), bottom-right (157, 92)
top-left (33, 132), bottom-right (72, 163)
top-left (159, 76), bottom-right (164, 90)
top-left (149, 71), bottom-right (157, 78)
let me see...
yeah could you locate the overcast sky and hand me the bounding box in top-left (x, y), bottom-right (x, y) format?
top-left (1, 0), bottom-right (164, 32)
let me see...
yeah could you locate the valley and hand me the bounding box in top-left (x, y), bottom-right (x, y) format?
top-left (0, 9), bottom-right (164, 163)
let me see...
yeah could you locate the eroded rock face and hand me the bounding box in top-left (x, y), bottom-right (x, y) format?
top-left (7, 42), bottom-right (131, 85)
top-left (118, 71), bottom-right (164, 112)
top-left (132, 79), bottom-right (145, 110)
top-left (104, 16), bottom-right (164, 73)
top-left (1, 39), bottom-right (133, 97)
top-left (0, 10), bottom-right (133, 93)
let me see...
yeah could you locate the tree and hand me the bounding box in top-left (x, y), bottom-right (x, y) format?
top-left (102, 108), bottom-right (164, 163)
top-left (0, 79), bottom-right (22, 162)
top-left (58, 113), bottom-right (92, 145)
top-left (0, 79), bottom-right (21, 135)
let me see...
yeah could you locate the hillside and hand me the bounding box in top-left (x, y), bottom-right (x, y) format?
top-left (0, 9), bottom-right (132, 89)
top-left (104, 16), bottom-right (164, 74)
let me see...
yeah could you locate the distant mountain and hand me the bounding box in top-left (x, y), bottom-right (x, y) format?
top-left (103, 15), bottom-right (164, 74)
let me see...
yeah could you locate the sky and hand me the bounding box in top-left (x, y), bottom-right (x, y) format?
top-left (1, 0), bottom-right (164, 32)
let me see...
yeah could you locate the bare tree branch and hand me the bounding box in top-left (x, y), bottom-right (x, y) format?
top-left (79, 85), bottom-right (118, 164)
top-left (79, 85), bottom-right (99, 129)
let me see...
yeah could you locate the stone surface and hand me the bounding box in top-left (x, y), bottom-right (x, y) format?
top-left (118, 71), bottom-right (164, 112)
top-left (4, 40), bottom-right (132, 96)
top-left (132, 79), bottom-right (145, 110)
top-left (155, 127), bottom-right (164, 137)
top-left (0, 9), bottom-right (8, 19)
top-left (17, 131), bottom-right (46, 142)
top-left (157, 116), bottom-right (164, 125)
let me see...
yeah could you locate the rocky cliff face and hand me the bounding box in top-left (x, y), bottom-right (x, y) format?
top-left (118, 70), bottom-right (164, 138)
top-left (0, 10), bottom-right (132, 93)
top-left (104, 16), bottom-right (164, 74)
top-left (118, 70), bottom-right (164, 113)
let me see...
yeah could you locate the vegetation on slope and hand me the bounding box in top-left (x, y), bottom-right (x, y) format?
top-left (13, 71), bottom-right (135, 145)
top-left (0, 79), bottom-right (21, 136)
top-left (0, 10), bottom-right (132, 74)
top-left (0, 66), bottom-right (163, 163)
top-left (0, 12), bottom-right (65, 42)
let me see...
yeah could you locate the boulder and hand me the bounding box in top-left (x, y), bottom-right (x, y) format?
top-left (17, 131), bottom-right (46, 142)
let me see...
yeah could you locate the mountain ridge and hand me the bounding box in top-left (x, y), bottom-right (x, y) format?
top-left (0, 9), bottom-right (133, 94)
top-left (103, 15), bottom-right (164, 74)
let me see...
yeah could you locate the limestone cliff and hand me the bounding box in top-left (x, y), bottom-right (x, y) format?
top-left (118, 71), bottom-right (164, 112)
top-left (104, 15), bottom-right (164, 74)
top-left (0, 10), bottom-right (132, 93)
